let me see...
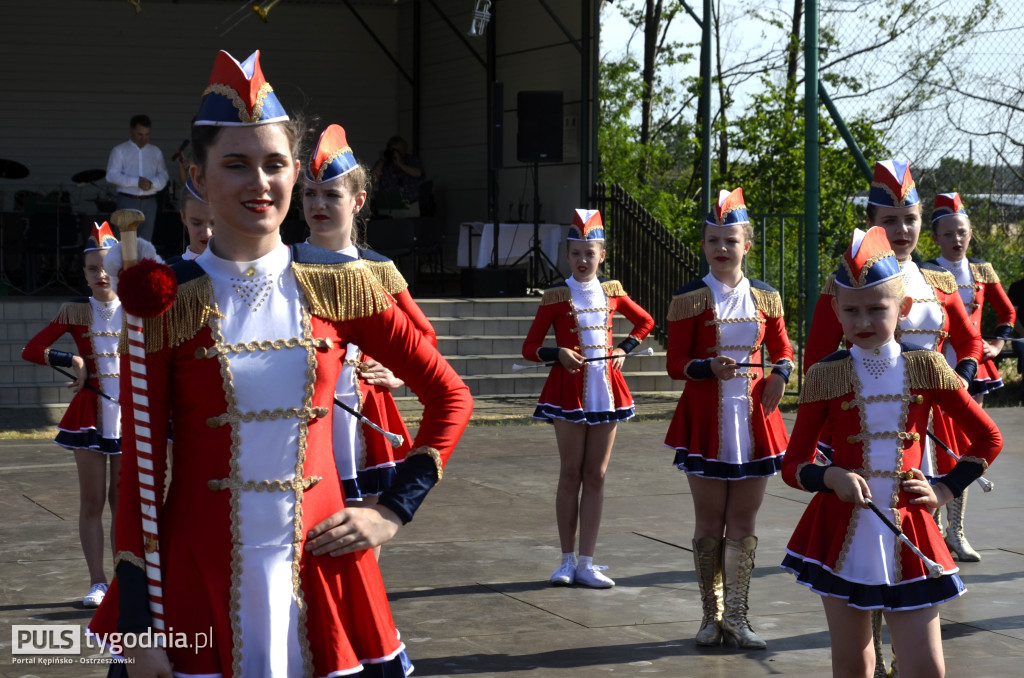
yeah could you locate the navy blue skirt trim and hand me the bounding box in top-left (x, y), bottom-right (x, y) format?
top-left (55, 429), bottom-right (121, 454)
top-left (780, 553), bottom-right (965, 611)
top-left (969, 377), bottom-right (1003, 396)
top-left (671, 448), bottom-right (782, 479)
top-left (533, 403), bottom-right (634, 425)
top-left (362, 647), bottom-right (413, 677)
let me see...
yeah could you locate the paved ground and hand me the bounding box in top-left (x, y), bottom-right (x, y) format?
top-left (1, 408), bottom-right (1023, 677)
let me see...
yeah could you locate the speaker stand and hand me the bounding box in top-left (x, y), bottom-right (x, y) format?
top-left (511, 162), bottom-right (560, 291)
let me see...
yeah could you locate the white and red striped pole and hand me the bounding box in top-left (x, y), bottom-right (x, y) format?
top-left (110, 209), bottom-right (165, 632)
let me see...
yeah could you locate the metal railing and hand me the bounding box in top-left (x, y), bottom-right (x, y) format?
top-left (592, 182), bottom-right (701, 343)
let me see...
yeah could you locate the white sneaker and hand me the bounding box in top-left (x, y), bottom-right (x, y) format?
top-left (575, 564), bottom-right (615, 588)
top-left (550, 561), bottom-right (576, 586)
top-left (83, 583), bottom-right (108, 608)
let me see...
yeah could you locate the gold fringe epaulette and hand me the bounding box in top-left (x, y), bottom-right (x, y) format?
top-left (921, 268), bottom-right (957, 295)
top-left (905, 350), bottom-right (962, 391)
top-left (53, 301), bottom-right (92, 326)
top-left (667, 287), bottom-right (713, 321)
top-left (799, 356), bottom-right (853, 403)
top-left (541, 286), bottom-right (572, 305)
top-left (751, 286), bottom-right (783, 318)
top-left (601, 280), bottom-right (626, 297)
top-left (363, 259), bottom-right (409, 296)
top-left (293, 260), bottom-right (392, 322)
top-left (821, 273), bottom-right (836, 296)
top-left (119, 275), bottom-right (218, 354)
top-left (969, 261), bottom-right (1000, 285)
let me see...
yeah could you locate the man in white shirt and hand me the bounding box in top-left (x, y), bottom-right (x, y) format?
top-left (106, 114), bottom-right (168, 242)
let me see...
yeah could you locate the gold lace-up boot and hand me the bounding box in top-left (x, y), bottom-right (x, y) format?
top-left (692, 536), bottom-right (723, 646)
top-left (721, 536), bottom-right (766, 650)
top-left (945, 487), bottom-right (981, 562)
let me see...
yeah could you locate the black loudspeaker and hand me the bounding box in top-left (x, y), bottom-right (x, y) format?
top-left (517, 90), bottom-right (563, 163)
top-left (460, 267), bottom-right (527, 297)
top-left (490, 81), bottom-right (504, 170)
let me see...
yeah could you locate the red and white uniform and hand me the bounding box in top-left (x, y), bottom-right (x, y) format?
top-left (782, 342), bottom-right (1001, 610)
top-left (89, 243), bottom-right (471, 677)
top-left (804, 262), bottom-right (982, 474)
top-left (664, 275), bottom-right (792, 479)
top-left (522, 278), bottom-right (653, 424)
top-left (331, 245), bottom-right (437, 499)
top-left (933, 256), bottom-right (1016, 394)
top-left (22, 298), bottom-right (122, 453)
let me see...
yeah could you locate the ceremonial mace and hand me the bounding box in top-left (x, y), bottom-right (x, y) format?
top-left (110, 208), bottom-right (171, 631)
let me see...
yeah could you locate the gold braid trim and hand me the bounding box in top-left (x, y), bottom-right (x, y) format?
top-left (751, 287), bottom-right (783, 318)
top-left (206, 475), bottom-right (322, 492)
top-left (53, 301), bottom-right (92, 326)
top-left (969, 261), bottom-right (1000, 284)
top-left (904, 351), bottom-right (962, 391)
top-left (203, 82), bottom-right (275, 124)
top-left (667, 287), bottom-right (713, 321)
top-left (292, 260), bottom-right (392, 321)
top-left (205, 406), bottom-right (329, 428)
top-left (821, 272), bottom-right (836, 296)
top-left (114, 550), bottom-right (145, 570)
top-left (363, 259), bottom-right (409, 296)
top-left (921, 268), bottom-right (957, 295)
top-left (541, 286), bottom-right (572, 305)
top-left (799, 357), bottom-right (853, 403)
top-left (407, 446), bottom-right (444, 483)
top-left (601, 280), bottom-right (626, 297)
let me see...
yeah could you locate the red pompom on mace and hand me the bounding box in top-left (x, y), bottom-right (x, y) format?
top-left (109, 209), bottom-right (177, 632)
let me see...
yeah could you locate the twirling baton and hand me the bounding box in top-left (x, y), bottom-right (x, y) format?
top-left (333, 397), bottom-right (404, 448)
top-left (982, 335), bottom-right (1024, 344)
top-left (110, 208), bottom-right (166, 632)
top-left (864, 499), bottom-right (944, 578)
top-left (926, 430), bottom-right (994, 492)
top-left (49, 365), bottom-right (118, 403)
top-left (511, 347), bottom-right (654, 371)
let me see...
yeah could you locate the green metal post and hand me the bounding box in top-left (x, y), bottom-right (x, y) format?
top-left (818, 81), bottom-right (872, 182)
top-left (700, 0), bottom-right (712, 216)
top-left (804, 0), bottom-right (819, 331)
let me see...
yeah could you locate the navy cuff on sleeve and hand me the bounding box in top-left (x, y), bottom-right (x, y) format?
top-left (685, 359), bottom-right (714, 380)
top-left (937, 461), bottom-right (985, 499)
top-left (537, 347), bottom-right (560, 362)
top-left (799, 464), bottom-right (834, 494)
top-left (48, 350), bottom-right (74, 368)
top-left (955, 359), bottom-right (978, 383)
top-left (771, 366), bottom-right (791, 384)
top-left (994, 325), bottom-right (1012, 340)
top-left (377, 453), bottom-right (441, 525)
top-left (617, 337), bottom-right (639, 354)
top-left (115, 561), bottom-right (153, 634)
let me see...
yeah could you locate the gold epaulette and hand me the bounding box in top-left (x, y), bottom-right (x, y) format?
top-left (821, 272), bottom-right (837, 296)
top-left (292, 260), bottom-right (392, 322)
top-left (53, 301), bottom-right (92, 326)
top-left (119, 275), bottom-right (218, 354)
top-left (667, 286), bottom-right (713, 321)
top-left (969, 261), bottom-right (1000, 285)
top-left (921, 268), bottom-right (957, 295)
top-left (799, 355), bottom-right (853, 403)
top-left (601, 280), bottom-right (626, 297)
top-left (904, 350), bottom-right (963, 391)
top-left (751, 286), bottom-right (783, 318)
top-left (362, 259), bottom-right (409, 296)
top-left (540, 286), bottom-right (572, 305)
